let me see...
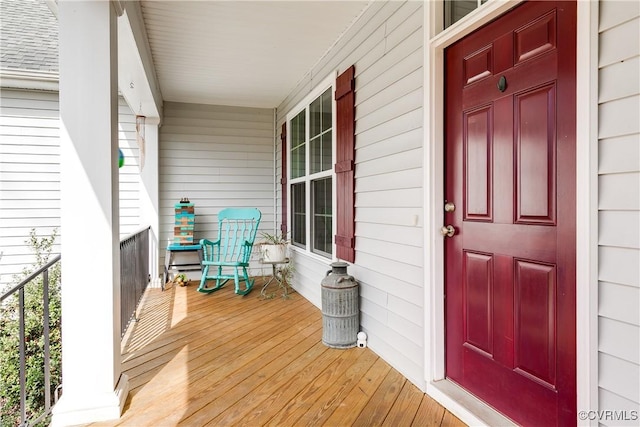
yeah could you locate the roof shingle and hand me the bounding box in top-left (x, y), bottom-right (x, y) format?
top-left (0, 0), bottom-right (58, 72)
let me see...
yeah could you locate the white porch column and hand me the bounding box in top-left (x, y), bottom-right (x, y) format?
top-left (53, 1), bottom-right (128, 425)
top-left (140, 119), bottom-right (160, 285)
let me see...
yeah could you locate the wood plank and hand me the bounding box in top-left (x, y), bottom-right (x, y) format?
top-left (260, 348), bottom-right (367, 426)
top-left (122, 286), bottom-right (288, 366)
top-left (86, 281), bottom-right (466, 427)
top-left (322, 357), bottom-right (392, 425)
top-left (293, 349), bottom-right (380, 426)
top-left (351, 368), bottom-right (406, 426)
top-left (125, 302), bottom-right (315, 390)
top-left (412, 394), bottom-right (445, 426)
top-left (122, 326), bottom-right (319, 421)
top-left (124, 292), bottom-right (288, 376)
top-left (141, 319), bottom-right (320, 423)
top-left (382, 381), bottom-right (425, 426)
top-left (207, 339), bottom-right (329, 426)
top-left (442, 410), bottom-right (467, 427)
top-left (179, 325), bottom-right (327, 426)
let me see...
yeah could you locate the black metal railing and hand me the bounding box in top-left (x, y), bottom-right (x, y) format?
top-left (120, 226), bottom-right (150, 337)
top-left (0, 254), bottom-right (62, 427)
top-left (0, 228), bottom-right (150, 425)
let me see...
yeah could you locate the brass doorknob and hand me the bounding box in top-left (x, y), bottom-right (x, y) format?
top-left (440, 225), bottom-right (456, 238)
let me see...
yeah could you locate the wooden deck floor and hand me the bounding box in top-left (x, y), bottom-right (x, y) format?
top-left (89, 278), bottom-right (466, 427)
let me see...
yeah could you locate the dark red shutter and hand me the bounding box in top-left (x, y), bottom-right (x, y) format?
top-left (334, 65), bottom-right (356, 263)
top-left (280, 122), bottom-right (288, 236)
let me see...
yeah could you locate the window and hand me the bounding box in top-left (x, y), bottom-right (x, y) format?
top-left (444, 0), bottom-right (490, 28)
top-left (288, 83), bottom-right (335, 258)
top-left (282, 66), bottom-right (355, 263)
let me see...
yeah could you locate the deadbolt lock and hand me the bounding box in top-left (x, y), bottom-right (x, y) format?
top-left (444, 202), bottom-right (455, 212)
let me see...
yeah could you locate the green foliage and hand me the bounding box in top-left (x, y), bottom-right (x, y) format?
top-left (0, 229), bottom-right (62, 427)
top-left (276, 263), bottom-right (295, 299)
top-left (258, 231), bottom-right (290, 245)
top-left (260, 263), bottom-right (295, 300)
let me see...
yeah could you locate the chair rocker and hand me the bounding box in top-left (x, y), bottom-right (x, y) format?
top-left (197, 208), bottom-right (261, 295)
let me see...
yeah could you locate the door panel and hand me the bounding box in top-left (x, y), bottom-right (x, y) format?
top-left (514, 10), bottom-right (556, 64)
top-left (444, 2), bottom-right (576, 426)
top-left (514, 259), bottom-right (556, 388)
top-left (515, 84), bottom-right (556, 223)
top-left (464, 106), bottom-right (493, 220)
top-left (464, 251), bottom-right (494, 355)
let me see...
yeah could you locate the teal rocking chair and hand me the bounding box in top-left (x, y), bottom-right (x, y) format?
top-left (197, 208), bottom-right (261, 295)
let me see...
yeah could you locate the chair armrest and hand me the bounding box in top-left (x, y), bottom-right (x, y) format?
top-left (200, 238), bottom-right (220, 246)
top-left (200, 238), bottom-right (221, 262)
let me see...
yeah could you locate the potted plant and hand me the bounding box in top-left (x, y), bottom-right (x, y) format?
top-left (258, 231), bottom-right (289, 263)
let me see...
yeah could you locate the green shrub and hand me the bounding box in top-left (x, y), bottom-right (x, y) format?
top-left (0, 229), bottom-right (61, 427)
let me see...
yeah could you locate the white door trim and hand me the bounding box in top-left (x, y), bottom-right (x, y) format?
top-left (422, 1), bottom-right (598, 425)
top-left (574, 1), bottom-right (600, 425)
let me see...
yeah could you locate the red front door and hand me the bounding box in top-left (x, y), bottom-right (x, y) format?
top-left (444, 2), bottom-right (576, 426)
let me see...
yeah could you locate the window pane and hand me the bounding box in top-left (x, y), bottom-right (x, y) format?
top-left (312, 177), bottom-right (332, 256)
top-left (322, 130), bottom-right (332, 172)
top-left (291, 144), bottom-right (306, 179)
top-left (290, 111), bottom-right (306, 179)
top-left (310, 134), bottom-right (321, 174)
top-left (444, 0), bottom-right (480, 28)
top-left (321, 88), bottom-right (332, 132)
top-left (310, 88), bottom-right (332, 139)
top-left (291, 183), bottom-right (306, 247)
top-left (310, 130), bottom-right (332, 174)
top-left (310, 89), bottom-right (332, 174)
top-left (310, 96), bottom-right (321, 139)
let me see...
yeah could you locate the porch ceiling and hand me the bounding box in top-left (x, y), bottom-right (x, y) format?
top-left (139, 1), bottom-right (370, 109)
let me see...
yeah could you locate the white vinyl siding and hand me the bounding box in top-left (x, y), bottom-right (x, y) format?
top-left (0, 89), bottom-right (60, 287)
top-left (0, 88), bottom-right (142, 288)
top-left (597, 0), bottom-right (640, 422)
top-left (158, 102), bottom-right (275, 273)
top-left (277, 1), bottom-right (426, 388)
top-left (118, 97), bottom-right (142, 237)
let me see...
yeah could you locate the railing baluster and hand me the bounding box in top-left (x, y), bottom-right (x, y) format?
top-left (120, 226), bottom-right (151, 337)
top-left (19, 287), bottom-right (26, 426)
top-left (1, 255), bottom-right (61, 426)
top-left (43, 268), bottom-right (51, 413)
top-left (2, 224), bottom-right (150, 425)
